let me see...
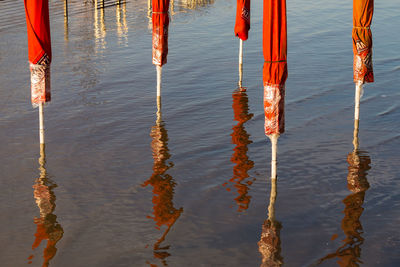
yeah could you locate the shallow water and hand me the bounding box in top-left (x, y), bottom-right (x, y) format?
top-left (1, 0), bottom-right (400, 266)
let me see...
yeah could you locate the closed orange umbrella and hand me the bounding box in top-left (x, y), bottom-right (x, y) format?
top-left (353, 0), bottom-right (374, 124)
top-left (24, 0), bottom-right (52, 146)
top-left (24, 0), bottom-right (52, 105)
top-left (263, 0), bottom-right (287, 179)
top-left (234, 0), bottom-right (250, 85)
top-left (234, 0), bottom-right (250, 41)
top-left (152, 0), bottom-right (170, 100)
top-left (152, 0), bottom-right (169, 67)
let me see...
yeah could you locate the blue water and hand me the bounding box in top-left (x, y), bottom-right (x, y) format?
top-left (0, 0), bottom-right (399, 266)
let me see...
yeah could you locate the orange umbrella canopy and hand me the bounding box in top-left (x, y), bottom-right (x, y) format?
top-left (234, 0), bottom-right (250, 41)
top-left (353, 0), bottom-right (374, 84)
top-left (152, 0), bottom-right (170, 66)
top-left (263, 0), bottom-right (287, 136)
top-left (24, 0), bottom-right (52, 105)
top-left (24, 0), bottom-right (52, 65)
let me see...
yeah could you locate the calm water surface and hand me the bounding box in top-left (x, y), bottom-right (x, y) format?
top-left (0, 0), bottom-right (399, 266)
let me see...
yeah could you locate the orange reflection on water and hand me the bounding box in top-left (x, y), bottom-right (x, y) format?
top-left (28, 145), bottom-right (63, 266)
top-left (317, 123), bottom-right (371, 266)
top-left (142, 104), bottom-right (183, 266)
top-left (224, 89), bottom-right (254, 212)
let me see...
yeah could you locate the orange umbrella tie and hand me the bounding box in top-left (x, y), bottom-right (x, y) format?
top-left (353, 26), bottom-right (370, 29)
top-left (153, 11), bottom-right (168, 14)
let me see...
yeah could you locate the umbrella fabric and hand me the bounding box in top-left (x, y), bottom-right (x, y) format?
top-left (353, 0), bottom-right (374, 84)
top-left (263, 0), bottom-right (287, 136)
top-left (152, 0), bottom-right (170, 66)
top-left (24, 0), bottom-right (52, 105)
top-left (234, 0), bottom-right (250, 41)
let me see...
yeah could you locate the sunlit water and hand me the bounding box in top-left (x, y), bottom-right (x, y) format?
top-left (0, 0), bottom-right (399, 266)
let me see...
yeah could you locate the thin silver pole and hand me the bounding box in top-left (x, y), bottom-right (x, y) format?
top-left (39, 103), bottom-right (45, 144)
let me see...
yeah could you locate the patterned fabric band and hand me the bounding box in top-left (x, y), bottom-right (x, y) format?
top-left (30, 54), bottom-right (51, 106)
top-left (264, 83), bottom-right (285, 136)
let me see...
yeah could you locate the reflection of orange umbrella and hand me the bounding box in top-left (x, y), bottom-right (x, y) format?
top-left (224, 90), bottom-right (254, 212)
top-left (24, 0), bottom-right (52, 145)
top-left (315, 124), bottom-right (370, 266)
top-left (152, 0), bottom-right (170, 99)
top-left (353, 0), bottom-right (374, 123)
top-left (258, 177), bottom-right (283, 267)
top-left (234, 0), bottom-right (250, 83)
top-left (315, 152), bottom-right (370, 266)
top-left (263, 0), bottom-right (287, 179)
top-left (28, 144), bottom-right (63, 266)
top-left (142, 101), bottom-right (183, 266)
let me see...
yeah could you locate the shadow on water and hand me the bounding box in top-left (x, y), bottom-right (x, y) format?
top-left (223, 85), bottom-right (255, 212)
top-left (28, 144), bottom-right (64, 266)
top-left (258, 177), bottom-right (284, 267)
top-left (313, 122), bottom-right (371, 266)
top-left (142, 98), bottom-right (183, 266)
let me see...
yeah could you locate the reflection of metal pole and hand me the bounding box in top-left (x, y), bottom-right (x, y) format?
top-left (64, 0), bottom-right (68, 18)
top-left (147, 0), bottom-right (152, 29)
top-left (64, 16), bottom-right (69, 41)
top-left (116, 1), bottom-right (122, 37)
top-left (258, 171), bottom-right (283, 267)
top-left (64, 0), bottom-right (69, 42)
top-left (269, 134), bottom-right (278, 179)
top-left (100, 4), bottom-right (105, 29)
top-left (122, 0), bottom-right (128, 35)
top-left (156, 95), bottom-right (162, 125)
top-left (353, 118), bottom-right (359, 151)
top-left (94, 0), bottom-right (99, 38)
top-left (268, 176), bottom-right (277, 221)
top-left (148, 0), bottom-right (152, 18)
top-left (39, 103), bottom-right (45, 144)
top-left (100, 3), bottom-right (106, 40)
